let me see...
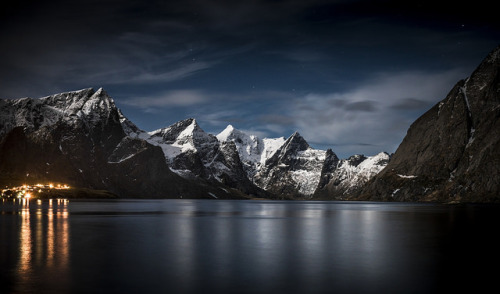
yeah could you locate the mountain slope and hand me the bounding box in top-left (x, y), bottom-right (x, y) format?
top-left (356, 46), bottom-right (500, 203)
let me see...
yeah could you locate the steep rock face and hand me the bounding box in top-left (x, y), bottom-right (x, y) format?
top-left (357, 46), bottom-right (500, 202)
top-left (252, 132), bottom-right (327, 198)
top-left (315, 149), bottom-right (340, 193)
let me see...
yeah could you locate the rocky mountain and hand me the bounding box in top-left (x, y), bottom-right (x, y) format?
top-left (356, 46), bottom-right (500, 203)
top-left (0, 88), bottom-right (248, 199)
top-left (123, 118), bottom-right (269, 198)
top-left (217, 127), bottom-right (390, 199)
top-left (314, 152), bottom-right (390, 199)
top-left (0, 87), bottom-right (390, 200)
top-left (216, 125), bottom-right (285, 180)
top-left (251, 132), bottom-right (326, 198)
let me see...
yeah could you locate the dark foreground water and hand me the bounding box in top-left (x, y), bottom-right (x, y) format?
top-left (1, 199), bottom-right (499, 294)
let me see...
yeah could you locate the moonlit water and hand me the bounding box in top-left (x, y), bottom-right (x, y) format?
top-left (1, 199), bottom-right (499, 294)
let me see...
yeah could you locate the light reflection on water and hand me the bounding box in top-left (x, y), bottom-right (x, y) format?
top-left (1, 199), bottom-right (499, 294)
top-left (1, 198), bottom-right (70, 293)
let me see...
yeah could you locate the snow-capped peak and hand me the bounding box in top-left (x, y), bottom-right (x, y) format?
top-left (282, 131), bottom-right (310, 152)
top-left (323, 151), bottom-right (390, 196)
top-left (216, 125), bottom-right (286, 178)
top-left (0, 87), bottom-right (120, 138)
top-left (1, 87), bottom-right (392, 200)
top-left (218, 125), bottom-right (263, 162)
top-left (137, 118), bottom-right (219, 167)
top-left (216, 124), bottom-right (236, 142)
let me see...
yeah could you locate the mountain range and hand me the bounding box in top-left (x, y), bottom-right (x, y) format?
top-left (0, 86), bottom-right (388, 199)
top-left (1, 46), bottom-right (499, 202)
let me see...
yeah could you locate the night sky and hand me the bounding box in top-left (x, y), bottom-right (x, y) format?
top-left (1, 0), bottom-right (499, 158)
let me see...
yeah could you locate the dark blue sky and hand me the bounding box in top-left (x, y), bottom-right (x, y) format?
top-left (1, 0), bottom-right (499, 157)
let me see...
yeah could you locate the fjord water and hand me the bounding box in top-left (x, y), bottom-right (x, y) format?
top-left (1, 199), bottom-right (499, 294)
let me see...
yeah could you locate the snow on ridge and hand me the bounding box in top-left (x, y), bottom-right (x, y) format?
top-left (332, 152), bottom-right (390, 194)
top-left (0, 87), bottom-right (122, 137)
top-left (1, 86), bottom-right (392, 198)
top-left (216, 124), bottom-right (237, 142)
top-left (215, 125), bottom-right (390, 196)
top-left (289, 148), bottom-right (327, 195)
top-left (216, 125), bottom-right (286, 177)
top-left (358, 152), bottom-right (390, 171)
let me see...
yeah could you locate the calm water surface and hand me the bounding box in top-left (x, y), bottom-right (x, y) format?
top-left (1, 199), bottom-right (499, 294)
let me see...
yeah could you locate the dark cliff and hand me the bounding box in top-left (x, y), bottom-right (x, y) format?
top-left (356, 46), bottom-right (500, 203)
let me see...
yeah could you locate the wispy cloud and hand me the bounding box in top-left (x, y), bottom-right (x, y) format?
top-left (123, 90), bottom-right (210, 111)
top-left (122, 61), bottom-right (214, 84)
top-left (288, 69), bottom-right (465, 156)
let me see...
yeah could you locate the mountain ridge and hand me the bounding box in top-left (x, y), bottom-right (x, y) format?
top-left (0, 88), bottom-right (388, 199)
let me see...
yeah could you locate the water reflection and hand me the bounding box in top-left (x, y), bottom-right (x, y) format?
top-left (17, 199), bottom-right (31, 282)
top-left (2, 199), bottom-right (499, 294)
top-left (13, 199), bottom-right (70, 293)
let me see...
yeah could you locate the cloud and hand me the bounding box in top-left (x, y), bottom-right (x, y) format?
top-left (344, 100), bottom-right (377, 112)
top-left (390, 97), bottom-right (432, 110)
top-left (196, 109), bottom-right (243, 126)
top-left (122, 61), bottom-right (214, 84)
top-left (123, 90), bottom-right (210, 110)
top-left (289, 69), bottom-right (464, 157)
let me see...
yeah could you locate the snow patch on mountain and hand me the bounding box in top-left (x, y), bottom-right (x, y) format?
top-left (0, 88), bottom-right (118, 138)
top-left (216, 125), bottom-right (389, 197)
top-left (332, 152), bottom-right (390, 194)
top-left (216, 125), bottom-right (284, 178)
top-left (289, 148), bottom-right (327, 195)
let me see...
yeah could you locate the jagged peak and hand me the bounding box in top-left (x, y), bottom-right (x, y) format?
top-left (149, 117), bottom-right (213, 145)
top-left (90, 87), bottom-right (114, 102)
top-left (39, 87), bottom-right (95, 100)
top-left (275, 131), bottom-right (310, 156)
top-left (217, 124), bottom-right (235, 142)
top-left (33, 87), bottom-right (116, 110)
top-left (325, 148), bottom-right (340, 160)
top-left (346, 154), bottom-right (367, 167)
top-left (4, 87), bottom-right (119, 117)
top-left (177, 118), bottom-right (198, 128)
top-left (217, 124), bottom-right (251, 142)
top-left (285, 131), bottom-right (309, 147)
top-left (153, 118), bottom-right (196, 132)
